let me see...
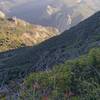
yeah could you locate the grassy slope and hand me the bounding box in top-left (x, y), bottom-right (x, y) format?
top-left (0, 17), bottom-right (58, 52)
top-left (0, 18), bottom-right (31, 52)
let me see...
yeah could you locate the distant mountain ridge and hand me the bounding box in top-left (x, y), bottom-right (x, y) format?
top-left (1, 0), bottom-right (99, 32)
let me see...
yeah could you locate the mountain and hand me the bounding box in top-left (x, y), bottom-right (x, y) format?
top-left (1, 0), bottom-right (99, 32)
top-left (0, 11), bottom-right (100, 86)
top-left (0, 12), bottom-right (59, 52)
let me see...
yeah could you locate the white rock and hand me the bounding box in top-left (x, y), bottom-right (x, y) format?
top-left (0, 11), bottom-right (5, 19)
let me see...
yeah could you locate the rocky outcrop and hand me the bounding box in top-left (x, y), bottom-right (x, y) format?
top-left (0, 11), bottom-right (5, 19)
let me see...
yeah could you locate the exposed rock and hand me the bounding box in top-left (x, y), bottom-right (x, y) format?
top-left (0, 11), bottom-right (5, 19)
top-left (47, 5), bottom-right (60, 15)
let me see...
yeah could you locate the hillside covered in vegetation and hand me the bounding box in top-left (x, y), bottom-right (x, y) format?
top-left (23, 48), bottom-right (100, 100)
top-left (0, 48), bottom-right (100, 100)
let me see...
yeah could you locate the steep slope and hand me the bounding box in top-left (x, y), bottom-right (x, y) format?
top-left (0, 13), bottom-right (58, 52)
top-left (0, 12), bottom-right (100, 85)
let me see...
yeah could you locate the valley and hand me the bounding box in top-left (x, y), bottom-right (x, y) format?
top-left (0, 1), bottom-right (100, 99)
top-left (0, 12), bottom-right (100, 99)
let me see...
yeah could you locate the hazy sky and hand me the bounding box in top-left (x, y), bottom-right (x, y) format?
top-left (0, 0), bottom-right (100, 10)
top-left (58, 0), bottom-right (100, 12)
